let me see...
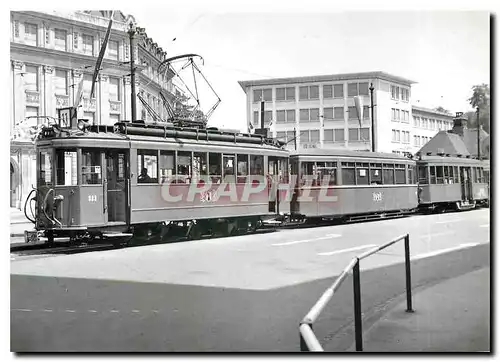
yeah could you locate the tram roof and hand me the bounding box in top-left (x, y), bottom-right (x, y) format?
top-left (290, 148), bottom-right (413, 161)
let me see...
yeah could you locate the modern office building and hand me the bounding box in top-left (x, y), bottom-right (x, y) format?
top-left (10, 10), bottom-right (178, 208)
top-left (238, 72), bottom-right (455, 155)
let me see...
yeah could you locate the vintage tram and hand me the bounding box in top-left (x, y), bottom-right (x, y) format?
top-left (287, 149), bottom-right (419, 222)
top-left (27, 119), bottom-right (289, 245)
top-left (416, 154), bottom-right (489, 211)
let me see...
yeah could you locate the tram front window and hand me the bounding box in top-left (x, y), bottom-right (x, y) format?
top-left (82, 149), bottom-right (102, 185)
top-left (56, 149), bottom-right (77, 186)
top-left (39, 150), bottom-right (53, 186)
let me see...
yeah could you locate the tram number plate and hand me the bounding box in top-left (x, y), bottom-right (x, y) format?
top-left (88, 195), bottom-right (98, 203)
top-left (373, 192), bottom-right (383, 202)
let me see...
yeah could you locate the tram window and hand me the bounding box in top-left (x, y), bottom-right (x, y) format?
top-left (223, 155), bottom-right (236, 183)
top-left (479, 168), bottom-right (485, 183)
top-left (443, 166), bottom-right (450, 184)
top-left (290, 159), bottom-right (299, 183)
top-left (250, 155), bottom-right (264, 176)
top-left (356, 168), bottom-right (369, 185)
top-left (82, 149), bottom-right (102, 185)
top-left (209, 153), bottom-right (222, 183)
top-left (484, 170), bottom-right (490, 184)
top-left (383, 169), bottom-right (394, 184)
top-left (159, 151), bottom-right (175, 183)
top-left (317, 161), bottom-right (337, 186)
top-left (55, 149), bottom-right (77, 186)
top-left (237, 154), bottom-right (249, 183)
top-left (278, 157), bottom-right (289, 183)
top-left (137, 150), bottom-right (158, 184)
top-left (192, 152), bottom-right (208, 183)
top-left (429, 166), bottom-right (436, 184)
top-left (176, 151), bottom-right (192, 183)
top-left (39, 150), bottom-right (53, 186)
top-left (418, 166), bottom-right (428, 184)
top-left (369, 163), bottom-right (382, 185)
top-left (301, 162), bottom-right (315, 185)
top-left (436, 166), bottom-right (444, 184)
top-left (341, 162), bottom-right (355, 185)
top-left (474, 167), bottom-right (480, 183)
top-left (395, 164), bottom-right (406, 184)
top-left (453, 166), bottom-right (459, 183)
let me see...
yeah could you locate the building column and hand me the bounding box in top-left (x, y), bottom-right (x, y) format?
top-left (319, 84), bottom-right (324, 148)
top-left (295, 85), bottom-right (300, 149)
top-left (72, 69), bottom-right (83, 118)
top-left (99, 74), bottom-right (110, 125)
top-left (12, 61), bottom-right (24, 130)
top-left (123, 76), bottom-right (131, 121)
top-left (43, 65), bottom-right (55, 120)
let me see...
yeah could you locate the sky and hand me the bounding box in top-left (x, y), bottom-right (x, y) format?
top-left (121, 6), bottom-right (491, 131)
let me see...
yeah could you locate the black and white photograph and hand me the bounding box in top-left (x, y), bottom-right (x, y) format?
top-left (7, 2), bottom-right (492, 353)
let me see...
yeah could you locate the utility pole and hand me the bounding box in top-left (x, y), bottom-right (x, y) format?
top-left (369, 83), bottom-right (376, 152)
top-left (260, 100), bottom-right (265, 129)
top-left (128, 22), bottom-right (137, 122)
top-left (477, 106), bottom-right (480, 160)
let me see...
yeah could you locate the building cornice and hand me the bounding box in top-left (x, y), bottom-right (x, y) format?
top-left (238, 71), bottom-right (417, 92)
top-left (411, 105), bottom-right (454, 118)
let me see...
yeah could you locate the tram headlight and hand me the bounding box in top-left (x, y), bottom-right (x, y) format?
top-left (77, 119), bottom-right (89, 131)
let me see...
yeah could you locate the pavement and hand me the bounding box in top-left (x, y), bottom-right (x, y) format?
top-left (344, 266), bottom-right (490, 352)
top-left (10, 207), bottom-right (35, 239)
top-left (10, 208), bottom-right (491, 352)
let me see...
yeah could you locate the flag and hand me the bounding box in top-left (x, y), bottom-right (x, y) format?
top-left (90, 11), bottom-right (114, 99)
top-left (354, 96), bottom-right (363, 128)
top-left (74, 76), bottom-right (85, 108)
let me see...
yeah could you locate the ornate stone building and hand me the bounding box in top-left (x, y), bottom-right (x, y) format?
top-left (10, 10), bottom-right (177, 208)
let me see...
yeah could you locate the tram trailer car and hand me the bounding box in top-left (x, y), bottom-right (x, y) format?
top-left (28, 120), bottom-right (289, 244)
top-left (416, 155), bottom-right (489, 211)
top-left (288, 149), bottom-right (419, 222)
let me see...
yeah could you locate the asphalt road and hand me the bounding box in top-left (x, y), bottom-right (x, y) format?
top-left (11, 208), bottom-right (490, 352)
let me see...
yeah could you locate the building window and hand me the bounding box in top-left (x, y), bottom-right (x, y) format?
top-left (108, 40), bottom-right (119, 60)
top-left (347, 83), bottom-right (358, 97)
top-left (391, 85), bottom-right (400, 100)
top-left (253, 88), bottom-right (272, 102)
top-left (299, 85), bottom-right (319, 100)
top-left (324, 107), bottom-right (333, 120)
top-left (300, 108), bottom-right (319, 122)
top-left (24, 65), bottom-right (39, 91)
top-left (413, 116), bottom-right (418, 127)
top-left (324, 129), bottom-right (334, 143)
top-left (109, 77), bottom-right (120, 101)
top-left (401, 88), bottom-right (409, 102)
top-left (277, 110), bottom-right (286, 123)
top-left (277, 109), bottom-right (295, 124)
top-left (83, 74), bottom-right (93, 96)
top-left (54, 28), bottom-right (67, 51)
top-left (82, 34), bottom-right (94, 56)
top-left (25, 106), bottom-right (39, 126)
top-left (24, 22), bottom-right (38, 46)
top-left (334, 129), bottom-right (345, 142)
top-left (310, 130), bottom-right (320, 143)
top-left (323, 85), bottom-right (333, 99)
top-left (359, 82), bottom-right (369, 96)
top-left (363, 106), bottom-right (370, 119)
top-left (348, 128), bottom-right (358, 141)
top-left (348, 106), bottom-right (357, 120)
top-left (360, 128), bottom-right (370, 141)
top-left (334, 84), bottom-right (343, 98)
top-left (54, 69), bottom-right (68, 95)
top-left (334, 107), bottom-right (344, 120)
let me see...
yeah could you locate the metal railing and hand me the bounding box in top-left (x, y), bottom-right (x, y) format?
top-left (299, 233), bottom-right (413, 352)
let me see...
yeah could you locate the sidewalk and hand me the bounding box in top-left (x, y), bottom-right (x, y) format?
top-left (354, 267), bottom-right (490, 352)
top-left (10, 208), bottom-right (35, 238)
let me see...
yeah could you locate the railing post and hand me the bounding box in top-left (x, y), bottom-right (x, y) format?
top-left (404, 234), bottom-right (414, 313)
top-left (300, 323), bottom-right (310, 351)
top-left (353, 258), bottom-right (363, 351)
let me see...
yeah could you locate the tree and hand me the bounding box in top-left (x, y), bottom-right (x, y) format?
top-left (434, 106), bottom-right (450, 114)
top-left (468, 83), bottom-right (490, 133)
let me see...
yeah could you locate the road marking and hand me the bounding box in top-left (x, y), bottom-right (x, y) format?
top-left (480, 224), bottom-right (489, 228)
top-left (12, 309), bottom-right (32, 312)
top-left (110, 310), bottom-right (119, 313)
top-left (88, 310), bottom-right (98, 313)
top-left (419, 231), bottom-right (454, 239)
top-left (318, 244), bottom-right (378, 256)
top-left (413, 243), bottom-right (479, 260)
top-left (42, 309), bottom-right (53, 312)
top-left (65, 309), bottom-right (76, 313)
top-left (435, 219), bottom-right (462, 224)
top-left (272, 234), bottom-right (341, 246)
top-left (131, 310), bottom-right (140, 313)
top-left (152, 310), bottom-right (159, 314)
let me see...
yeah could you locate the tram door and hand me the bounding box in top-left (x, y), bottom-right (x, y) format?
top-left (268, 157), bottom-right (278, 213)
top-left (460, 166), bottom-right (472, 201)
top-left (104, 150), bottom-right (128, 223)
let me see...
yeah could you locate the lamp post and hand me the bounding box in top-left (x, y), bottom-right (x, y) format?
top-left (128, 22), bottom-right (137, 122)
top-left (476, 106), bottom-right (480, 160)
top-left (369, 83), bottom-right (375, 152)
